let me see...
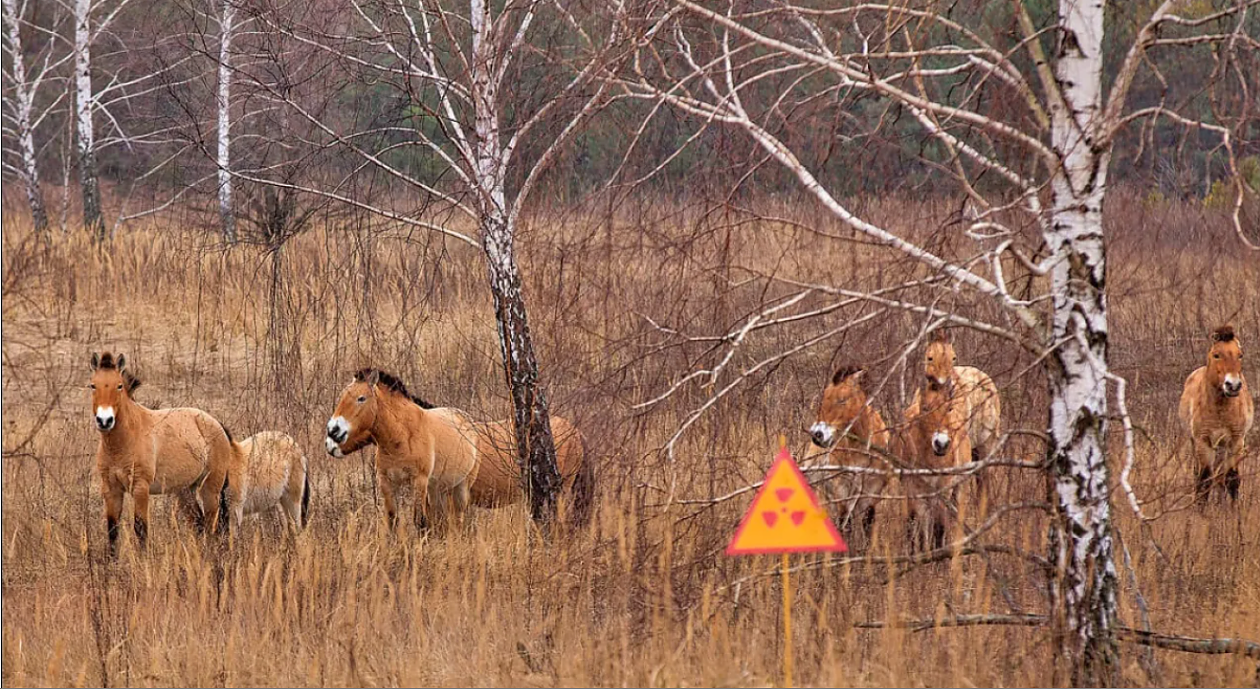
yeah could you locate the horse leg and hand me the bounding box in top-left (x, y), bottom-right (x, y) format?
top-left (451, 481), bottom-right (471, 533)
top-left (132, 481), bottom-right (151, 551)
top-left (197, 463), bottom-right (229, 536)
top-left (1225, 439), bottom-right (1245, 502)
top-left (1192, 438), bottom-right (1214, 505)
top-left (412, 474), bottom-right (432, 535)
top-left (102, 479), bottom-right (125, 559)
top-left (378, 474), bottom-right (399, 534)
top-left (177, 491), bottom-right (205, 534)
top-left (280, 487), bottom-right (303, 534)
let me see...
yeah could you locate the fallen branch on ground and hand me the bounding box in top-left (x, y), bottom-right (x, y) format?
top-left (855, 615), bottom-right (1260, 659)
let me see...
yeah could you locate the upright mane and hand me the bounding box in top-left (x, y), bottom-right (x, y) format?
top-left (94, 352), bottom-right (142, 392)
top-left (831, 364), bottom-right (865, 386)
top-left (353, 368), bottom-right (435, 409)
top-left (930, 328), bottom-right (952, 344)
top-left (1213, 325), bottom-right (1237, 343)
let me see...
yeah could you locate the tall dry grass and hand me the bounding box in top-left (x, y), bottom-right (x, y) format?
top-left (2, 189), bottom-right (1258, 686)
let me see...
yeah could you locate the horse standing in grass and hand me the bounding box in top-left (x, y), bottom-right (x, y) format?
top-left (1179, 325), bottom-right (1254, 503)
top-left (898, 382), bottom-right (967, 551)
top-left (808, 366), bottom-right (892, 548)
top-left (225, 431), bottom-right (310, 533)
top-left (912, 330), bottom-right (1001, 506)
top-left (89, 352), bottom-right (233, 556)
top-left (325, 368), bottom-right (593, 532)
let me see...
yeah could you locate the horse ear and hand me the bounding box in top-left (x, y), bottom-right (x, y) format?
top-left (117, 354), bottom-right (126, 369)
top-left (90, 352), bottom-right (99, 370)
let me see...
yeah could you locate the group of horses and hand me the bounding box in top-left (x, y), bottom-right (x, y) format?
top-left (805, 325), bottom-right (1253, 550)
top-left (88, 354), bottom-right (591, 557)
top-left (87, 323), bottom-right (1250, 557)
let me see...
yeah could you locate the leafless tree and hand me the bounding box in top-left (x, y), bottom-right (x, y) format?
top-left (215, 0), bottom-right (235, 241)
top-left (227, 0), bottom-right (641, 521)
top-left (2, 0), bottom-right (69, 235)
top-left (620, 0), bottom-right (1259, 682)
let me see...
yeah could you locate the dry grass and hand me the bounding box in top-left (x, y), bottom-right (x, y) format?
top-left (2, 190), bottom-right (1259, 686)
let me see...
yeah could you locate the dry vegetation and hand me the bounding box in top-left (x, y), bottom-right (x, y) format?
top-left (2, 190), bottom-right (1259, 686)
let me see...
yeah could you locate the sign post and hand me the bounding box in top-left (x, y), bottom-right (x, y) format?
top-left (726, 437), bottom-right (846, 687)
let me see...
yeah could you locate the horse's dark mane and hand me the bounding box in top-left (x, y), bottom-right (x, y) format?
top-left (1213, 325), bottom-right (1236, 343)
top-left (930, 328), bottom-right (952, 344)
top-left (353, 368), bottom-right (435, 409)
top-left (95, 352), bottom-right (142, 392)
top-left (831, 364), bottom-right (865, 386)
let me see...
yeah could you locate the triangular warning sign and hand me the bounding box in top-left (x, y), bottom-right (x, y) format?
top-left (726, 446), bottom-right (847, 555)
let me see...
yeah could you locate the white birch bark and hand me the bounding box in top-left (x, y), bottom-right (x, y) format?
top-left (2, 0), bottom-right (49, 233)
top-left (1044, 1), bottom-right (1118, 682)
top-left (73, 0), bottom-right (104, 242)
top-left (216, 0), bottom-right (235, 242)
top-left (470, 0), bottom-right (562, 518)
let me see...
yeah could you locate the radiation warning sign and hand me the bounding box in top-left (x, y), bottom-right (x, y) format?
top-left (726, 446), bottom-right (847, 555)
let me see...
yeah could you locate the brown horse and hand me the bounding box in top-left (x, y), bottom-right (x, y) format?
top-left (1179, 325), bottom-right (1254, 503)
top-left (325, 368), bottom-right (592, 531)
top-left (807, 365), bottom-right (892, 547)
top-left (913, 330), bottom-right (1001, 505)
top-left (898, 382), bottom-right (966, 551)
top-left (225, 431), bottom-right (310, 533)
top-left (89, 352), bottom-right (233, 556)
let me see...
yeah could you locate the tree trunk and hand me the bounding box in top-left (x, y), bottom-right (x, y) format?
top-left (1045, 0), bottom-right (1119, 683)
top-left (2, 0), bottom-right (49, 234)
top-left (73, 0), bottom-right (105, 243)
top-left (216, 0), bottom-right (236, 243)
top-left (468, 0), bottom-right (562, 522)
top-left (481, 216), bottom-right (564, 522)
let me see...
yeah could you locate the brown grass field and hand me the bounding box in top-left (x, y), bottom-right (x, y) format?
top-left (2, 190), bottom-right (1258, 686)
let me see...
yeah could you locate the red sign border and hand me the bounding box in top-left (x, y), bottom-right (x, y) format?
top-left (725, 447), bottom-right (848, 556)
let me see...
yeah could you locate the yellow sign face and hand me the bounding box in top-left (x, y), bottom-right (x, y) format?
top-left (726, 447), bottom-right (847, 555)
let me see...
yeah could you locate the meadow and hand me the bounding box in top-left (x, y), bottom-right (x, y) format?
top-left (2, 189), bottom-right (1258, 686)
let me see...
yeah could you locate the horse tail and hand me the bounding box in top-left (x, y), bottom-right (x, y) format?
top-left (218, 474), bottom-right (231, 534)
top-left (300, 470), bottom-right (312, 529)
top-left (567, 432), bottom-right (596, 529)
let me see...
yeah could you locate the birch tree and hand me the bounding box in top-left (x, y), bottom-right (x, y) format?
top-left (622, 0), bottom-right (1258, 682)
top-left (65, 0), bottom-right (191, 242)
top-left (235, 0), bottom-right (637, 521)
top-left (215, 0), bottom-right (234, 241)
top-left (2, 0), bottom-right (67, 234)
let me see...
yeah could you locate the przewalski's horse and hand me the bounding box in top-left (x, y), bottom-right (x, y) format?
top-left (89, 352), bottom-right (233, 556)
top-left (225, 431), bottom-right (310, 533)
top-left (807, 366), bottom-right (892, 548)
top-left (912, 330), bottom-right (1001, 505)
top-left (1179, 325), bottom-right (1254, 503)
top-left (898, 382), bottom-right (966, 551)
top-left (325, 368), bottom-right (593, 531)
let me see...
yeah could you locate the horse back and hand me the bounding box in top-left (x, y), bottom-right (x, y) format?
top-left (955, 366), bottom-right (1000, 454)
top-left (235, 431), bottom-right (304, 511)
top-left (146, 407), bottom-right (232, 493)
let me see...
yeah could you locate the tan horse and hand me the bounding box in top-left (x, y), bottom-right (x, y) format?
top-left (325, 368), bottom-right (593, 531)
top-left (225, 431), bottom-right (310, 532)
top-left (912, 330), bottom-right (1001, 504)
top-left (1179, 325), bottom-right (1254, 503)
top-left (89, 352), bottom-right (233, 556)
top-left (460, 416), bottom-right (592, 522)
top-left (898, 382), bottom-right (966, 551)
top-left (807, 366), bottom-right (892, 547)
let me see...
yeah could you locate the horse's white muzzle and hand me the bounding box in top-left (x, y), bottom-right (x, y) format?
top-left (809, 422), bottom-right (835, 448)
top-left (95, 406), bottom-right (116, 432)
top-left (325, 437), bottom-right (345, 458)
top-left (1222, 374), bottom-right (1242, 398)
top-left (931, 431), bottom-right (951, 456)
top-left (326, 416), bottom-right (349, 456)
